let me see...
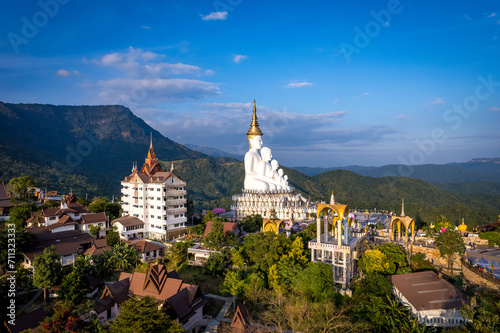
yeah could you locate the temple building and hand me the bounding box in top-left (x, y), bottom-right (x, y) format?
top-left (231, 101), bottom-right (315, 221)
top-left (308, 202), bottom-right (366, 290)
top-left (120, 136), bottom-right (187, 240)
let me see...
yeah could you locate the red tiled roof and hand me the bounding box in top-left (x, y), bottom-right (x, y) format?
top-left (113, 215), bottom-right (145, 228)
top-left (130, 240), bottom-right (164, 254)
top-left (81, 212), bottom-right (108, 224)
top-left (23, 229), bottom-right (94, 261)
top-left (204, 221), bottom-right (239, 236)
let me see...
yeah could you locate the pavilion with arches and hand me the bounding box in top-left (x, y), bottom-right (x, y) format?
top-left (389, 199), bottom-right (415, 243)
top-left (308, 195), bottom-right (366, 290)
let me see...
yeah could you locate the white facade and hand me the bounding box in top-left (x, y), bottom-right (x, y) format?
top-left (121, 178), bottom-right (187, 240)
top-left (120, 139), bottom-right (188, 241)
top-left (232, 189), bottom-right (315, 220)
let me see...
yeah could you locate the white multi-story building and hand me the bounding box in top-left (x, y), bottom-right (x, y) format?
top-left (120, 138), bottom-right (188, 241)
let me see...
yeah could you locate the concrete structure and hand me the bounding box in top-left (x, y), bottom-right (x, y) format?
top-left (121, 136), bottom-right (187, 240)
top-left (390, 199), bottom-right (415, 243)
top-left (308, 202), bottom-right (366, 289)
top-left (232, 101), bottom-right (315, 220)
top-left (391, 271), bottom-right (470, 327)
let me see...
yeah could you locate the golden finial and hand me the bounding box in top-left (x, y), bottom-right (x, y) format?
top-left (246, 100), bottom-right (263, 148)
top-left (150, 132), bottom-right (153, 148)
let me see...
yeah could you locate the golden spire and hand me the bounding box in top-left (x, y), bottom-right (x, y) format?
top-left (150, 132), bottom-right (153, 148)
top-left (147, 133), bottom-right (157, 160)
top-left (246, 100), bottom-right (263, 148)
top-left (401, 198), bottom-right (405, 217)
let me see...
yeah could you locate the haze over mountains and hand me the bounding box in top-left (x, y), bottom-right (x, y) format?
top-left (1, 102), bottom-right (499, 226)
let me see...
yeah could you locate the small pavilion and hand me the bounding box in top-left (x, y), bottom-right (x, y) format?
top-left (390, 199), bottom-right (415, 243)
top-left (308, 198), bottom-right (366, 289)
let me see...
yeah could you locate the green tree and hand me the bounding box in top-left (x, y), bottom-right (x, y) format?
top-left (202, 210), bottom-right (217, 225)
top-left (106, 225), bottom-right (120, 246)
top-left (58, 270), bottom-right (87, 302)
top-left (33, 245), bottom-right (62, 302)
top-left (239, 214), bottom-right (262, 233)
top-left (376, 242), bottom-right (408, 274)
top-left (240, 232), bottom-right (292, 274)
top-left (167, 241), bottom-right (192, 268)
top-left (243, 271), bottom-right (266, 302)
top-left (292, 262), bottom-right (335, 302)
top-left (8, 203), bottom-right (35, 228)
top-left (88, 197), bottom-right (121, 220)
top-left (435, 229), bottom-right (465, 276)
top-left (269, 256), bottom-right (303, 293)
top-left (8, 176), bottom-right (36, 202)
top-left (479, 231), bottom-right (500, 246)
top-left (203, 251), bottom-right (230, 276)
top-left (358, 249), bottom-right (389, 275)
top-left (89, 225), bottom-right (101, 238)
top-left (230, 248), bottom-right (246, 271)
top-left (203, 219), bottom-right (225, 250)
top-left (109, 296), bottom-right (184, 333)
top-left (221, 269), bottom-right (245, 311)
top-left (110, 243), bottom-right (141, 271)
top-left (433, 215), bottom-right (455, 232)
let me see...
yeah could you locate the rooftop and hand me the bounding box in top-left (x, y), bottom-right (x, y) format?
top-left (391, 271), bottom-right (470, 311)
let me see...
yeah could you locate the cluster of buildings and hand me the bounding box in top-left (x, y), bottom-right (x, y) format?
top-left (5, 102), bottom-right (491, 332)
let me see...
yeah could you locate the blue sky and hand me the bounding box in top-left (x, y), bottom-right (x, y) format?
top-left (1, 0), bottom-right (499, 167)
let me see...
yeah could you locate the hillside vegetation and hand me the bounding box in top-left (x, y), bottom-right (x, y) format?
top-left (1, 102), bottom-right (498, 227)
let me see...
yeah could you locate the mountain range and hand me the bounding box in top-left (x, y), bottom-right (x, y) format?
top-left (0, 102), bottom-right (498, 226)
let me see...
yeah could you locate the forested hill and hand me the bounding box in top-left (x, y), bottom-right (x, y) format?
top-left (1, 102), bottom-right (498, 227)
top-left (0, 102), bottom-right (205, 196)
top-left (168, 158), bottom-right (500, 227)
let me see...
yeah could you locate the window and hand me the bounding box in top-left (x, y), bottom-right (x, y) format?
top-left (164, 216), bottom-right (167, 220)
top-left (157, 188), bottom-right (160, 191)
top-left (49, 217), bottom-right (56, 220)
top-left (157, 206), bottom-right (160, 210)
top-left (157, 197), bottom-right (160, 201)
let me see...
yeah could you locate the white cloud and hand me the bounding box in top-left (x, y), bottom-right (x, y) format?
top-left (285, 81), bottom-right (314, 88)
top-left (86, 47), bottom-right (219, 106)
top-left (430, 97), bottom-right (445, 105)
top-left (363, 92), bottom-right (370, 96)
top-left (90, 46), bottom-right (213, 78)
top-left (395, 115), bottom-right (407, 120)
top-left (488, 12), bottom-right (497, 18)
top-left (233, 55), bottom-right (248, 63)
top-left (490, 106), bottom-right (500, 111)
top-left (141, 25), bottom-right (151, 29)
top-left (57, 69), bottom-right (80, 77)
top-left (57, 69), bottom-right (71, 77)
top-left (202, 11), bottom-right (228, 21)
top-left (92, 78), bottom-right (220, 106)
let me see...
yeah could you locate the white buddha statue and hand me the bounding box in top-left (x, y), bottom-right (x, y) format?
top-left (244, 136), bottom-right (269, 191)
top-left (260, 147), bottom-right (277, 191)
top-left (244, 101), bottom-right (269, 191)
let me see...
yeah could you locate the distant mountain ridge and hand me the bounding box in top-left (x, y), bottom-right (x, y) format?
top-left (0, 102), bottom-right (205, 196)
top-left (293, 160), bottom-right (500, 183)
top-left (184, 144), bottom-right (243, 160)
top-left (1, 102), bottom-right (498, 226)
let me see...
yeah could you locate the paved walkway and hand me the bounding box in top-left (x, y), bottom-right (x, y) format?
top-left (204, 294), bottom-right (233, 332)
